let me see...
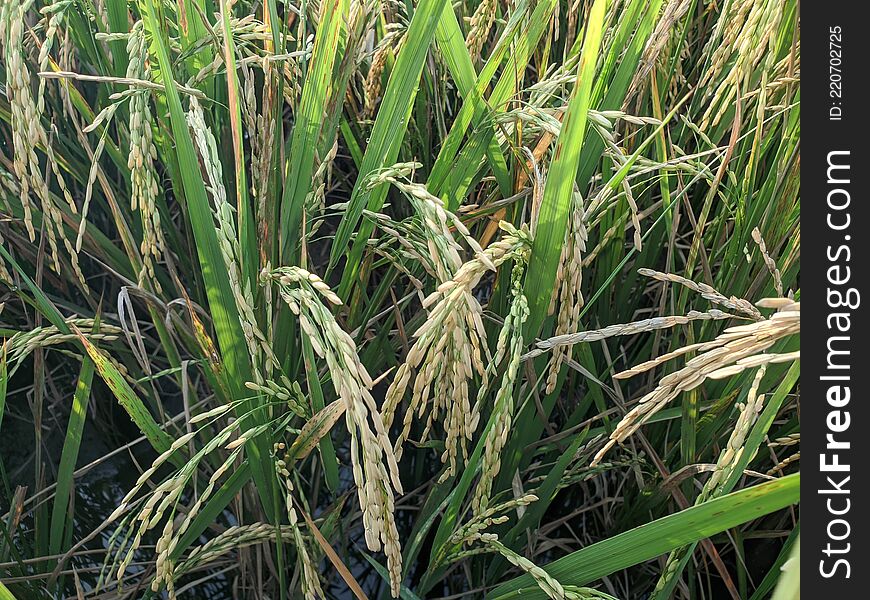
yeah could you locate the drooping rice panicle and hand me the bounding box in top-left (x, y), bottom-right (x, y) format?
top-left (699, 0), bottom-right (785, 130)
top-left (545, 188), bottom-right (587, 393)
top-left (472, 261), bottom-right (528, 513)
top-left (187, 97), bottom-right (278, 378)
top-left (766, 451), bottom-right (800, 475)
top-left (2, 318), bottom-right (122, 373)
top-left (529, 309), bottom-right (737, 361)
top-left (126, 21), bottom-right (165, 291)
top-left (751, 226), bottom-right (784, 296)
top-left (383, 221), bottom-right (532, 479)
top-left (275, 451), bottom-right (325, 600)
top-left (465, 0), bottom-right (496, 63)
top-left (637, 268), bottom-right (764, 319)
top-left (175, 523), bottom-right (292, 579)
top-left (112, 415), bottom-right (260, 593)
top-left (440, 494), bottom-right (604, 600)
top-left (264, 266), bottom-right (404, 597)
top-left (364, 24), bottom-right (405, 117)
top-left (3, 0), bottom-right (85, 286)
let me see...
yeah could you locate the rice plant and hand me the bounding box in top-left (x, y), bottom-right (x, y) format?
top-left (0, 0), bottom-right (800, 598)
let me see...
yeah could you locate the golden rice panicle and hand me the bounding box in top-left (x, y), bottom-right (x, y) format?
top-left (637, 268), bottom-right (763, 320)
top-left (545, 188), bottom-right (587, 394)
top-left (383, 223), bottom-right (532, 480)
top-left (364, 25), bottom-right (404, 117)
top-left (112, 420), bottom-right (250, 592)
top-left (699, 0), bottom-right (784, 130)
top-left (373, 175), bottom-right (497, 476)
top-left (252, 57), bottom-right (276, 258)
top-left (529, 309), bottom-right (735, 362)
top-left (465, 0), bottom-right (496, 64)
top-left (36, 1), bottom-right (69, 111)
top-left (126, 21), bottom-right (165, 291)
top-left (625, 0), bottom-right (694, 102)
top-left (175, 523), bottom-right (282, 581)
top-left (376, 173), bottom-right (491, 471)
top-left (0, 230), bottom-right (12, 282)
top-left (702, 365), bottom-right (768, 499)
top-left (3, 0), bottom-right (85, 287)
top-left (265, 268), bottom-right (403, 597)
top-left (751, 227), bottom-right (784, 297)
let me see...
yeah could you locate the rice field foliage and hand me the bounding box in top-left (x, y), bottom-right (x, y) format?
top-left (0, 0), bottom-right (800, 598)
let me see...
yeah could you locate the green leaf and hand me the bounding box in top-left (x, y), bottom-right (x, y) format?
top-left (280, 0), bottom-right (350, 263)
top-left (0, 580), bottom-right (17, 600)
top-left (430, 1), bottom-right (523, 196)
top-left (301, 336), bottom-right (340, 490)
top-left (0, 352), bottom-right (7, 441)
top-left (330, 0), bottom-right (449, 297)
top-left (361, 551), bottom-right (424, 600)
top-left (0, 245), bottom-right (177, 463)
top-left (523, 0), bottom-right (608, 339)
top-left (770, 533), bottom-right (800, 600)
top-left (71, 327), bottom-right (177, 463)
top-left (141, 1), bottom-right (251, 393)
top-left (48, 354), bottom-right (95, 557)
top-left (750, 523), bottom-right (800, 600)
top-left (497, 431), bottom-right (588, 555)
top-left (433, 0), bottom-right (559, 210)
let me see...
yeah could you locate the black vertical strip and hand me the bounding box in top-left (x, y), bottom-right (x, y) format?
top-left (804, 2), bottom-right (867, 595)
